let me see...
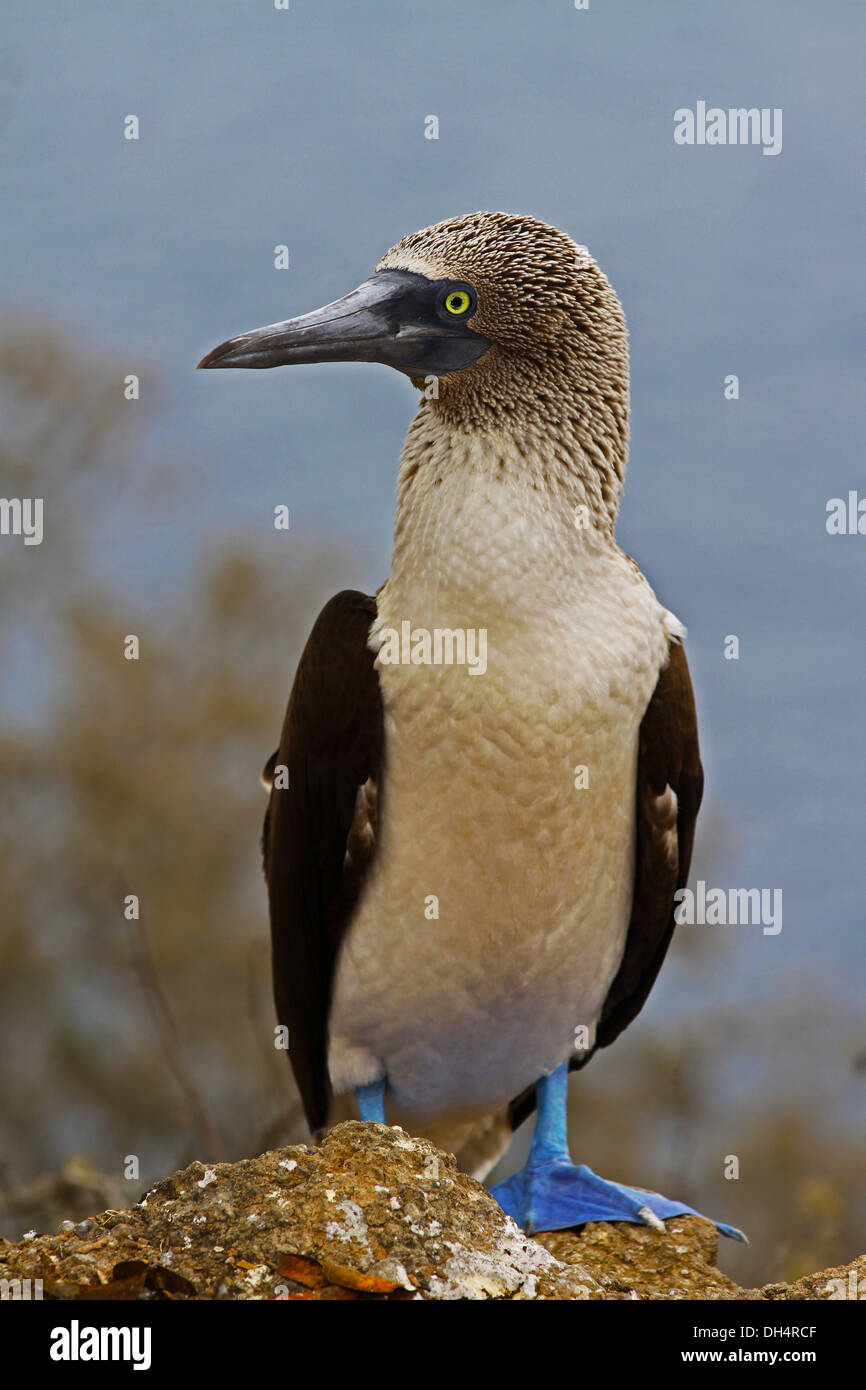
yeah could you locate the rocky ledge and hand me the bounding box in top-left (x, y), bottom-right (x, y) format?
top-left (1, 1123), bottom-right (862, 1300)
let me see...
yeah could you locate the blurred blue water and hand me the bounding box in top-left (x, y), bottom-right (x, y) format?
top-left (2, 0), bottom-right (864, 1019)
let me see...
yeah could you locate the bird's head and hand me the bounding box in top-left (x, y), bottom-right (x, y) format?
top-left (198, 211), bottom-right (628, 440)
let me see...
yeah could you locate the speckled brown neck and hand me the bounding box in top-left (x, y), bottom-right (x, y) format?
top-left (378, 210), bottom-right (630, 534)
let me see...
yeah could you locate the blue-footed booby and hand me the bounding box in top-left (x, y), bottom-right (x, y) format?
top-left (199, 212), bottom-right (743, 1241)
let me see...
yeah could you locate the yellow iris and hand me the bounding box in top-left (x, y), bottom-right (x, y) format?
top-left (444, 290), bottom-right (471, 315)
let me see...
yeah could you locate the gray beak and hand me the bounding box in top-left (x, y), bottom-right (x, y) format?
top-left (197, 269), bottom-right (490, 378)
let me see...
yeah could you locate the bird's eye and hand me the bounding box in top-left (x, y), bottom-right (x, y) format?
top-left (444, 290), bottom-right (472, 316)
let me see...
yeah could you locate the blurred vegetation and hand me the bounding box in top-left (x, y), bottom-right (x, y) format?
top-left (0, 322), bottom-right (351, 1214)
top-left (0, 321), bottom-right (863, 1286)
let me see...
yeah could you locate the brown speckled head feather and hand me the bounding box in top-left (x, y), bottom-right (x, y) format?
top-left (378, 211), bottom-right (629, 531)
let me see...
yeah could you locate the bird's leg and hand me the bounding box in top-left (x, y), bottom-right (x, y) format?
top-left (354, 1078), bottom-right (387, 1123)
top-left (489, 1061), bottom-right (746, 1242)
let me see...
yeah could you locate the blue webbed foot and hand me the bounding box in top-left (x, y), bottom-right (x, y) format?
top-left (490, 1159), bottom-right (747, 1242)
top-left (490, 1062), bottom-right (746, 1243)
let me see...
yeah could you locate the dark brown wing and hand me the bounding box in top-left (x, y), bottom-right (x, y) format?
top-left (508, 636), bottom-right (703, 1132)
top-left (594, 635), bottom-right (703, 1047)
top-left (262, 590), bottom-right (383, 1133)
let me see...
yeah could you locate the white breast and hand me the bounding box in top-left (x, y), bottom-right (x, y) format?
top-left (328, 432), bottom-right (678, 1133)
